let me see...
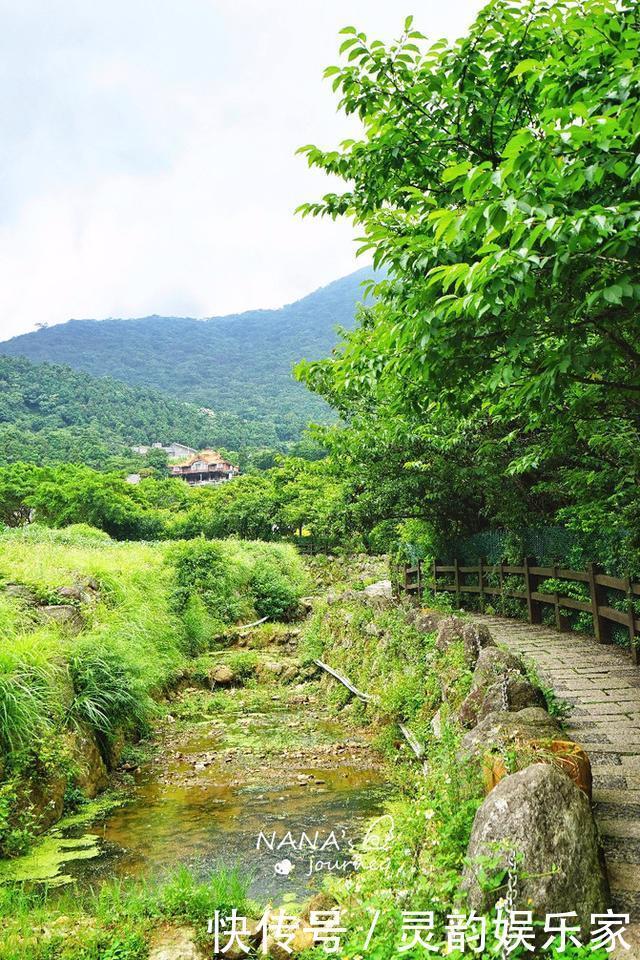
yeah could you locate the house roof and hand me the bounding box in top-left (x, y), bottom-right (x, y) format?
top-left (172, 449), bottom-right (237, 469)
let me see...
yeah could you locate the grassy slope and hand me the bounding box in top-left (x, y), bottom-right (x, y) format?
top-left (0, 525), bottom-right (307, 859)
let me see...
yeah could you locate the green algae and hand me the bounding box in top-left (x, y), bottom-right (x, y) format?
top-left (0, 832), bottom-right (101, 886)
top-left (0, 794), bottom-right (126, 887)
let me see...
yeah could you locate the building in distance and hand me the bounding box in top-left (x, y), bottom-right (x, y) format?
top-left (170, 449), bottom-right (239, 486)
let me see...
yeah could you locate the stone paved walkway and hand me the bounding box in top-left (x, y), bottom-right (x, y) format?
top-left (475, 614), bottom-right (640, 921)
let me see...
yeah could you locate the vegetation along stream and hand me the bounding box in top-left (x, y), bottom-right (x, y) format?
top-left (61, 679), bottom-right (390, 900)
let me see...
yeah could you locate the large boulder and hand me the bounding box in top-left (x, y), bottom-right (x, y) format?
top-left (472, 646), bottom-right (527, 687)
top-left (460, 764), bottom-right (608, 937)
top-left (69, 725), bottom-right (109, 796)
top-left (459, 707), bottom-right (562, 759)
top-left (40, 604), bottom-right (84, 634)
top-left (404, 607), bottom-right (447, 634)
top-left (436, 617), bottom-right (496, 668)
top-left (458, 675), bottom-right (547, 728)
top-left (149, 925), bottom-right (204, 960)
top-left (209, 664), bottom-right (235, 686)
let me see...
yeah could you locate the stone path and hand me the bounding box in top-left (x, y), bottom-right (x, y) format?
top-left (475, 614), bottom-right (640, 921)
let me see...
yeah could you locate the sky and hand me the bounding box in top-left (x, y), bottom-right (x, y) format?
top-left (0, 0), bottom-right (483, 338)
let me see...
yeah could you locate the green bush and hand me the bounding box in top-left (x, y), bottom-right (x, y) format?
top-left (169, 537), bottom-right (307, 626)
top-left (250, 561), bottom-right (300, 620)
top-left (67, 649), bottom-right (149, 740)
top-left (169, 540), bottom-right (245, 623)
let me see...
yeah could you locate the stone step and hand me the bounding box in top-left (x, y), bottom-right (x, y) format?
top-left (607, 862), bottom-right (640, 893)
top-left (599, 819), bottom-right (640, 840)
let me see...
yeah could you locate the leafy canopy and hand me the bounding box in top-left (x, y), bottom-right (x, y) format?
top-left (296, 0), bottom-right (640, 568)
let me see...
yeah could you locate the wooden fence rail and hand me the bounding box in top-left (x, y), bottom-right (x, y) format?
top-left (402, 558), bottom-right (639, 665)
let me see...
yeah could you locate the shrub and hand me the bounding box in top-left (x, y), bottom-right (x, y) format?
top-left (169, 540), bottom-right (245, 623)
top-left (250, 561), bottom-right (300, 621)
top-left (67, 649), bottom-right (149, 740)
top-left (169, 538), bottom-right (307, 625)
top-left (0, 644), bottom-right (56, 755)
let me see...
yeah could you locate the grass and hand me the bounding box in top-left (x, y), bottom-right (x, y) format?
top-left (0, 524), bottom-right (308, 859)
top-left (0, 866), bottom-right (253, 960)
top-left (299, 597), bottom-right (474, 751)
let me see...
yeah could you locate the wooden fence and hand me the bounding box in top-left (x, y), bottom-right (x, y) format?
top-left (402, 559), bottom-right (639, 665)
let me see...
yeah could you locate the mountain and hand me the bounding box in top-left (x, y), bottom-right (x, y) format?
top-left (0, 269), bottom-right (374, 449)
top-left (0, 355), bottom-right (222, 468)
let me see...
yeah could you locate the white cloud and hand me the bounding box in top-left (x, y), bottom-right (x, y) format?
top-left (0, 0), bottom-right (483, 337)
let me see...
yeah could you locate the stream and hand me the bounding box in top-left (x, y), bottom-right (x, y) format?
top-left (26, 678), bottom-right (392, 902)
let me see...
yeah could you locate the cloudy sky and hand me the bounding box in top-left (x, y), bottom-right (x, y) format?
top-left (0, 1), bottom-right (483, 337)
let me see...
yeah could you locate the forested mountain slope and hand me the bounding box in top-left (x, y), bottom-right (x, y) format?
top-left (0, 355), bottom-right (219, 467)
top-left (0, 269), bottom-right (373, 448)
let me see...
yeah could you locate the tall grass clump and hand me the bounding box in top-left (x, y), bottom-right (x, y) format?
top-left (67, 648), bottom-right (149, 740)
top-left (0, 639), bottom-right (57, 755)
top-left (169, 538), bottom-right (308, 627)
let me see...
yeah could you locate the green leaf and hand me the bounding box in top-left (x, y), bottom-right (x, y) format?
top-left (441, 161), bottom-right (472, 183)
top-left (509, 58), bottom-right (542, 78)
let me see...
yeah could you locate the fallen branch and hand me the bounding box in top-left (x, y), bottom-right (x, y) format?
top-left (314, 658), bottom-right (427, 765)
top-left (235, 615), bottom-right (269, 634)
top-left (314, 659), bottom-right (374, 702)
top-left (399, 722), bottom-right (425, 760)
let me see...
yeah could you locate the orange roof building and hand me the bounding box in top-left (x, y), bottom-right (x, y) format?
top-left (170, 450), bottom-right (239, 486)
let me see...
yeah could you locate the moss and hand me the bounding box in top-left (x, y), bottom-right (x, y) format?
top-left (0, 833), bottom-right (101, 886)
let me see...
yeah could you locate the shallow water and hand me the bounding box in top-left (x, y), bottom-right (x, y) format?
top-left (62, 701), bottom-right (391, 900)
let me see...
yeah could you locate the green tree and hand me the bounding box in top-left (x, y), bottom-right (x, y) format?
top-left (297, 0), bottom-right (640, 568)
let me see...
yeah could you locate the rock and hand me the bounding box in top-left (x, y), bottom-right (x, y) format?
top-left (459, 707), bottom-right (562, 759)
top-left (299, 597), bottom-right (315, 616)
top-left (458, 675), bottom-right (547, 728)
top-left (210, 665), bottom-right (235, 686)
top-left (363, 579), bottom-right (393, 598)
top-left (262, 914), bottom-right (315, 959)
top-left (431, 708), bottom-right (443, 740)
top-left (40, 604), bottom-right (84, 633)
top-left (57, 585), bottom-right (92, 604)
top-left (364, 621), bottom-right (383, 637)
top-left (281, 665), bottom-right (299, 683)
top-left (612, 923), bottom-right (640, 959)
top-left (4, 582), bottom-right (37, 602)
top-left (460, 622), bottom-right (496, 662)
top-left (69, 725), bottom-right (109, 797)
top-left (472, 646), bottom-right (526, 687)
top-left (436, 617), bottom-right (496, 667)
top-left (259, 661), bottom-right (284, 677)
top-left (149, 924), bottom-right (204, 960)
top-left (362, 580), bottom-right (394, 611)
top-left (103, 727), bottom-right (126, 770)
top-left (300, 892), bottom-right (338, 921)
top-left (460, 764), bottom-right (608, 937)
top-left (413, 610), bottom-right (446, 634)
top-left (28, 774), bottom-right (66, 830)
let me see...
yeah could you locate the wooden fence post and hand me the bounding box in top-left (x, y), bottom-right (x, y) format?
top-left (626, 572), bottom-right (638, 664)
top-left (453, 558), bottom-right (461, 607)
top-left (478, 557), bottom-right (485, 611)
top-left (587, 562), bottom-right (612, 644)
top-left (417, 560), bottom-right (422, 601)
top-left (499, 561), bottom-right (505, 614)
top-left (432, 559), bottom-right (437, 598)
top-left (524, 556), bottom-right (542, 624)
top-left (551, 565), bottom-right (570, 632)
